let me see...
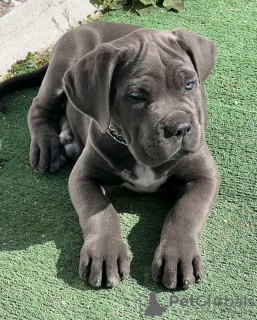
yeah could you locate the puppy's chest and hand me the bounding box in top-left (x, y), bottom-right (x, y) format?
top-left (121, 162), bottom-right (168, 193)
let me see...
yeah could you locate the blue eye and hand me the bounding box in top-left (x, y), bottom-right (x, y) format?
top-left (129, 92), bottom-right (145, 100)
top-left (185, 81), bottom-right (195, 91)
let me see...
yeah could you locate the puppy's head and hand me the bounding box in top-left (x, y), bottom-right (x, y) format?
top-left (63, 28), bottom-right (216, 167)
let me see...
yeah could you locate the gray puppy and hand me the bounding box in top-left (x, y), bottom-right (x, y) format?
top-left (0, 21), bottom-right (220, 289)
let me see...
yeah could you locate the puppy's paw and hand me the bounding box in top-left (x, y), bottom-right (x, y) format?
top-left (79, 236), bottom-right (130, 288)
top-left (59, 129), bottom-right (74, 145)
top-left (152, 238), bottom-right (204, 289)
top-left (30, 133), bottom-right (67, 173)
top-left (64, 141), bottom-right (82, 161)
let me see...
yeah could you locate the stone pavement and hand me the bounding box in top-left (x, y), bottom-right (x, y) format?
top-left (0, 0), bottom-right (99, 76)
top-left (0, 0), bottom-right (27, 18)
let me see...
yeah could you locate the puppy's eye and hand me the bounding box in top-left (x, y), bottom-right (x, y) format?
top-left (129, 92), bottom-right (145, 101)
top-left (185, 81), bottom-right (195, 91)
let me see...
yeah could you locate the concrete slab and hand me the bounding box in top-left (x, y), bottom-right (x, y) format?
top-left (0, 0), bottom-right (99, 76)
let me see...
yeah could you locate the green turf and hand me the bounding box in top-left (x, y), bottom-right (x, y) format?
top-left (0, 1), bottom-right (257, 319)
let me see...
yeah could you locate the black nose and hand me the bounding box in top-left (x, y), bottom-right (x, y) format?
top-left (165, 121), bottom-right (192, 138)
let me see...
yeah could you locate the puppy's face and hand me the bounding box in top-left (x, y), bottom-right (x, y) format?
top-left (64, 28), bottom-right (215, 167)
top-left (110, 38), bottom-right (205, 167)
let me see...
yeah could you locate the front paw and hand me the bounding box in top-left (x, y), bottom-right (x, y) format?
top-left (79, 236), bottom-right (130, 288)
top-left (152, 238), bottom-right (204, 289)
top-left (30, 133), bottom-right (66, 172)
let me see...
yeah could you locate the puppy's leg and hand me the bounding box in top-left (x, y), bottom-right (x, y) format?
top-left (152, 150), bottom-right (220, 289)
top-left (69, 151), bottom-right (130, 288)
top-left (26, 53), bottom-right (77, 172)
top-left (28, 85), bottom-right (67, 172)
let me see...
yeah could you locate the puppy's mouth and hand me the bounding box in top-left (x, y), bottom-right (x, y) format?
top-left (126, 140), bottom-right (197, 168)
top-left (128, 123), bottom-right (203, 167)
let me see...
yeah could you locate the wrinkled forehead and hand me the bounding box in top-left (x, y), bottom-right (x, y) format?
top-left (114, 30), bottom-right (196, 89)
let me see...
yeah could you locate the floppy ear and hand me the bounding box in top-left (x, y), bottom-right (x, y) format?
top-left (63, 43), bottom-right (127, 133)
top-left (172, 28), bottom-right (216, 84)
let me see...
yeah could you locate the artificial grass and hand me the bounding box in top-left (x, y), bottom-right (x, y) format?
top-left (0, 0), bottom-right (256, 319)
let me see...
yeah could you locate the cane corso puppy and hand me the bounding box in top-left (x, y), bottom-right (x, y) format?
top-left (0, 21), bottom-right (220, 289)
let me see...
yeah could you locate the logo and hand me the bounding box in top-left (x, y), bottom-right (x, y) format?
top-left (137, 291), bottom-right (166, 318)
top-left (136, 292), bottom-right (256, 318)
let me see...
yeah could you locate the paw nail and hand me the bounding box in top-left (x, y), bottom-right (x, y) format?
top-left (95, 279), bottom-right (101, 286)
top-left (107, 281), bottom-right (114, 288)
top-left (165, 281), bottom-right (176, 289)
top-left (83, 272), bottom-right (87, 279)
top-left (183, 280), bottom-right (189, 289)
top-left (196, 275), bottom-right (202, 283)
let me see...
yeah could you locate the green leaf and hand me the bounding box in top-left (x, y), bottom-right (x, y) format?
top-left (138, 0), bottom-right (156, 6)
top-left (134, 1), bottom-right (153, 15)
top-left (92, 0), bottom-right (104, 6)
top-left (11, 63), bottom-right (19, 71)
top-left (26, 52), bottom-right (34, 60)
top-left (163, 0), bottom-right (184, 11)
top-left (111, 0), bottom-right (127, 9)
